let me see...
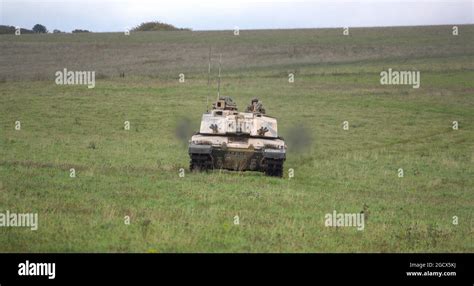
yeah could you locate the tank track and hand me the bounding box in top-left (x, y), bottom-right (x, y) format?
top-left (190, 154), bottom-right (284, 178)
top-left (264, 158), bottom-right (284, 177)
top-left (190, 154), bottom-right (213, 172)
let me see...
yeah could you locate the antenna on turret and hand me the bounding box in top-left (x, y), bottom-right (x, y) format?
top-left (206, 47), bottom-right (211, 112)
top-left (217, 53), bottom-right (222, 101)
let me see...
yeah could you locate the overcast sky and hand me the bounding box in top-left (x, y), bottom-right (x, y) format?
top-left (0, 0), bottom-right (472, 32)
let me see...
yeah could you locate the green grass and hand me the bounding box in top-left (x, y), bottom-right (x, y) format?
top-left (0, 26), bottom-right (473, 252)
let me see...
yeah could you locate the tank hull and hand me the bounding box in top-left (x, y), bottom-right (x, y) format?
top-left (188, 134), bottom-right (286, 177)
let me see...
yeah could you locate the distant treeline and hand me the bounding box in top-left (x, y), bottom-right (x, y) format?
top-left (0, 25), bottom-right (34, 34)
top-left (0, 24), bottom-right (73, 34)
top-left (0, 21), bottom-right (189, 35)
top-left (131, 21), bottom-right (190, 32)
top-left (71, 29), bottom-right (91, 33)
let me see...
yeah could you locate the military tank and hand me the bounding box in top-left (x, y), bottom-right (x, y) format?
top-left (188, 96), bottom-right (286, 177)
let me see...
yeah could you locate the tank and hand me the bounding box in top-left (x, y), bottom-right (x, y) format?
top-left (188, 96), bottom-right (286, 177)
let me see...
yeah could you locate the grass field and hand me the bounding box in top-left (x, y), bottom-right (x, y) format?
top-left (0, 25), bottom-right (473, 252)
